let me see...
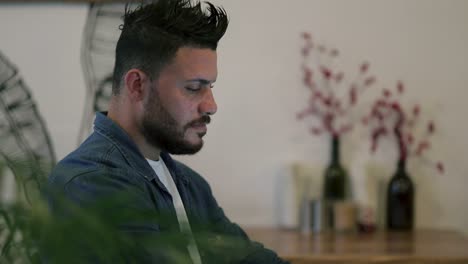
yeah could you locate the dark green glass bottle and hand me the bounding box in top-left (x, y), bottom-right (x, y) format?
top-left (387, 158), bottom-right (414, 230)
top-left (323, 136), bottom-right (347, 201)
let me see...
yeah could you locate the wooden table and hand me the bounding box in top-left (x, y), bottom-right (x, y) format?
top-left (243, 227), bottom-right (468, 264)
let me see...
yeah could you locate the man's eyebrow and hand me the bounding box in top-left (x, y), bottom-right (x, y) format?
top-left (185, 78), bottom-right (216, 85)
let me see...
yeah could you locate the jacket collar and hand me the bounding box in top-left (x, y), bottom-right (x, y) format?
top-left (161, 152), bottom-right (189, 185)
top-left (93, 112), bottom-right (189, 185)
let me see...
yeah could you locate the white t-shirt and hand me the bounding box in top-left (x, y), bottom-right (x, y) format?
top-left (146, 158), bottom-right (202, 264)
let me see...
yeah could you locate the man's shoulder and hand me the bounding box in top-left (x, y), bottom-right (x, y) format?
top-left (48, 158), bottom-right (130, 189)
top-left (47, 136), bottom-right (132, 190)
top-left (46, 161), bottom-right (145, 207)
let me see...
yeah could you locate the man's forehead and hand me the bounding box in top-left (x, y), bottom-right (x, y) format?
top-left (170, 47), bottom-right (218, 79)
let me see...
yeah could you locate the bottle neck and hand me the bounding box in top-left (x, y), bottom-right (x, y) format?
top-left (330, 135), bottom-right (340, 166)
top-left (395, 158), bottom-right (408, 178)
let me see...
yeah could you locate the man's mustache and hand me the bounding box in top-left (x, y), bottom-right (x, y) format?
top-left (187, 116), bottom-right (211, 127)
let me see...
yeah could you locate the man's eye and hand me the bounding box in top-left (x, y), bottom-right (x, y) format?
top-left (185, 86), bottom-right (201, 92)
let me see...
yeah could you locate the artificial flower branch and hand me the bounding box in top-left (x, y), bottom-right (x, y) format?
top-left (362, 81), bottom-right (444, 174)
top-left (297, 32), bottom-right (376, 138)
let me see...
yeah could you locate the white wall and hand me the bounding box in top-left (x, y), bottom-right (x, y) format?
top-left (1, 0), bottom-right (468, 233)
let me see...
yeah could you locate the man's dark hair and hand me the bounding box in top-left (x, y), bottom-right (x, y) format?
top-left (112, 0), bottom-right (229, 94)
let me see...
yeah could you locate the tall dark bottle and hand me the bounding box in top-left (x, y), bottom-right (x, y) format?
top-left (323, 136), bottom-right (347, 201)
top-left (387, 158), bottom-right (414, 230)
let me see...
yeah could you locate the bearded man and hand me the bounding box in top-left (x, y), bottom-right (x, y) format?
top-left (46, 1), bottom-right (288, 263)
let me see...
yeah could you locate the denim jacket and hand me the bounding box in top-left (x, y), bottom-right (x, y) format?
top-left (47, 112), bottom-right (287, 264)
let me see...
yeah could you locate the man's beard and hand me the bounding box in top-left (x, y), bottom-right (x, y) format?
top-left (141, 88), bottom-right (210, 155)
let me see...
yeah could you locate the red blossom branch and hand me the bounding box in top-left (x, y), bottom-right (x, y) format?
top-left (363, 81), bottom-right (444, 174)
top-left (297, 32), bottom-right (376, 138)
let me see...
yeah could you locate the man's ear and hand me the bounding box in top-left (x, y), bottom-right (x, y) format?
top-left (124, 69), bottom-right (150, 102)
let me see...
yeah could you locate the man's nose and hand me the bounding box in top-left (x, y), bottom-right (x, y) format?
top-left (199, 88), bottom-right (217, 116)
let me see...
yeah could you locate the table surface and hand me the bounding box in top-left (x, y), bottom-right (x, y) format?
top-left (243, 227), bottom-right (468, 264)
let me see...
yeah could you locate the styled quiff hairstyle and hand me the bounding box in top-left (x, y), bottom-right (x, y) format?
top-left (112, 0), bottom-right (229, 94)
